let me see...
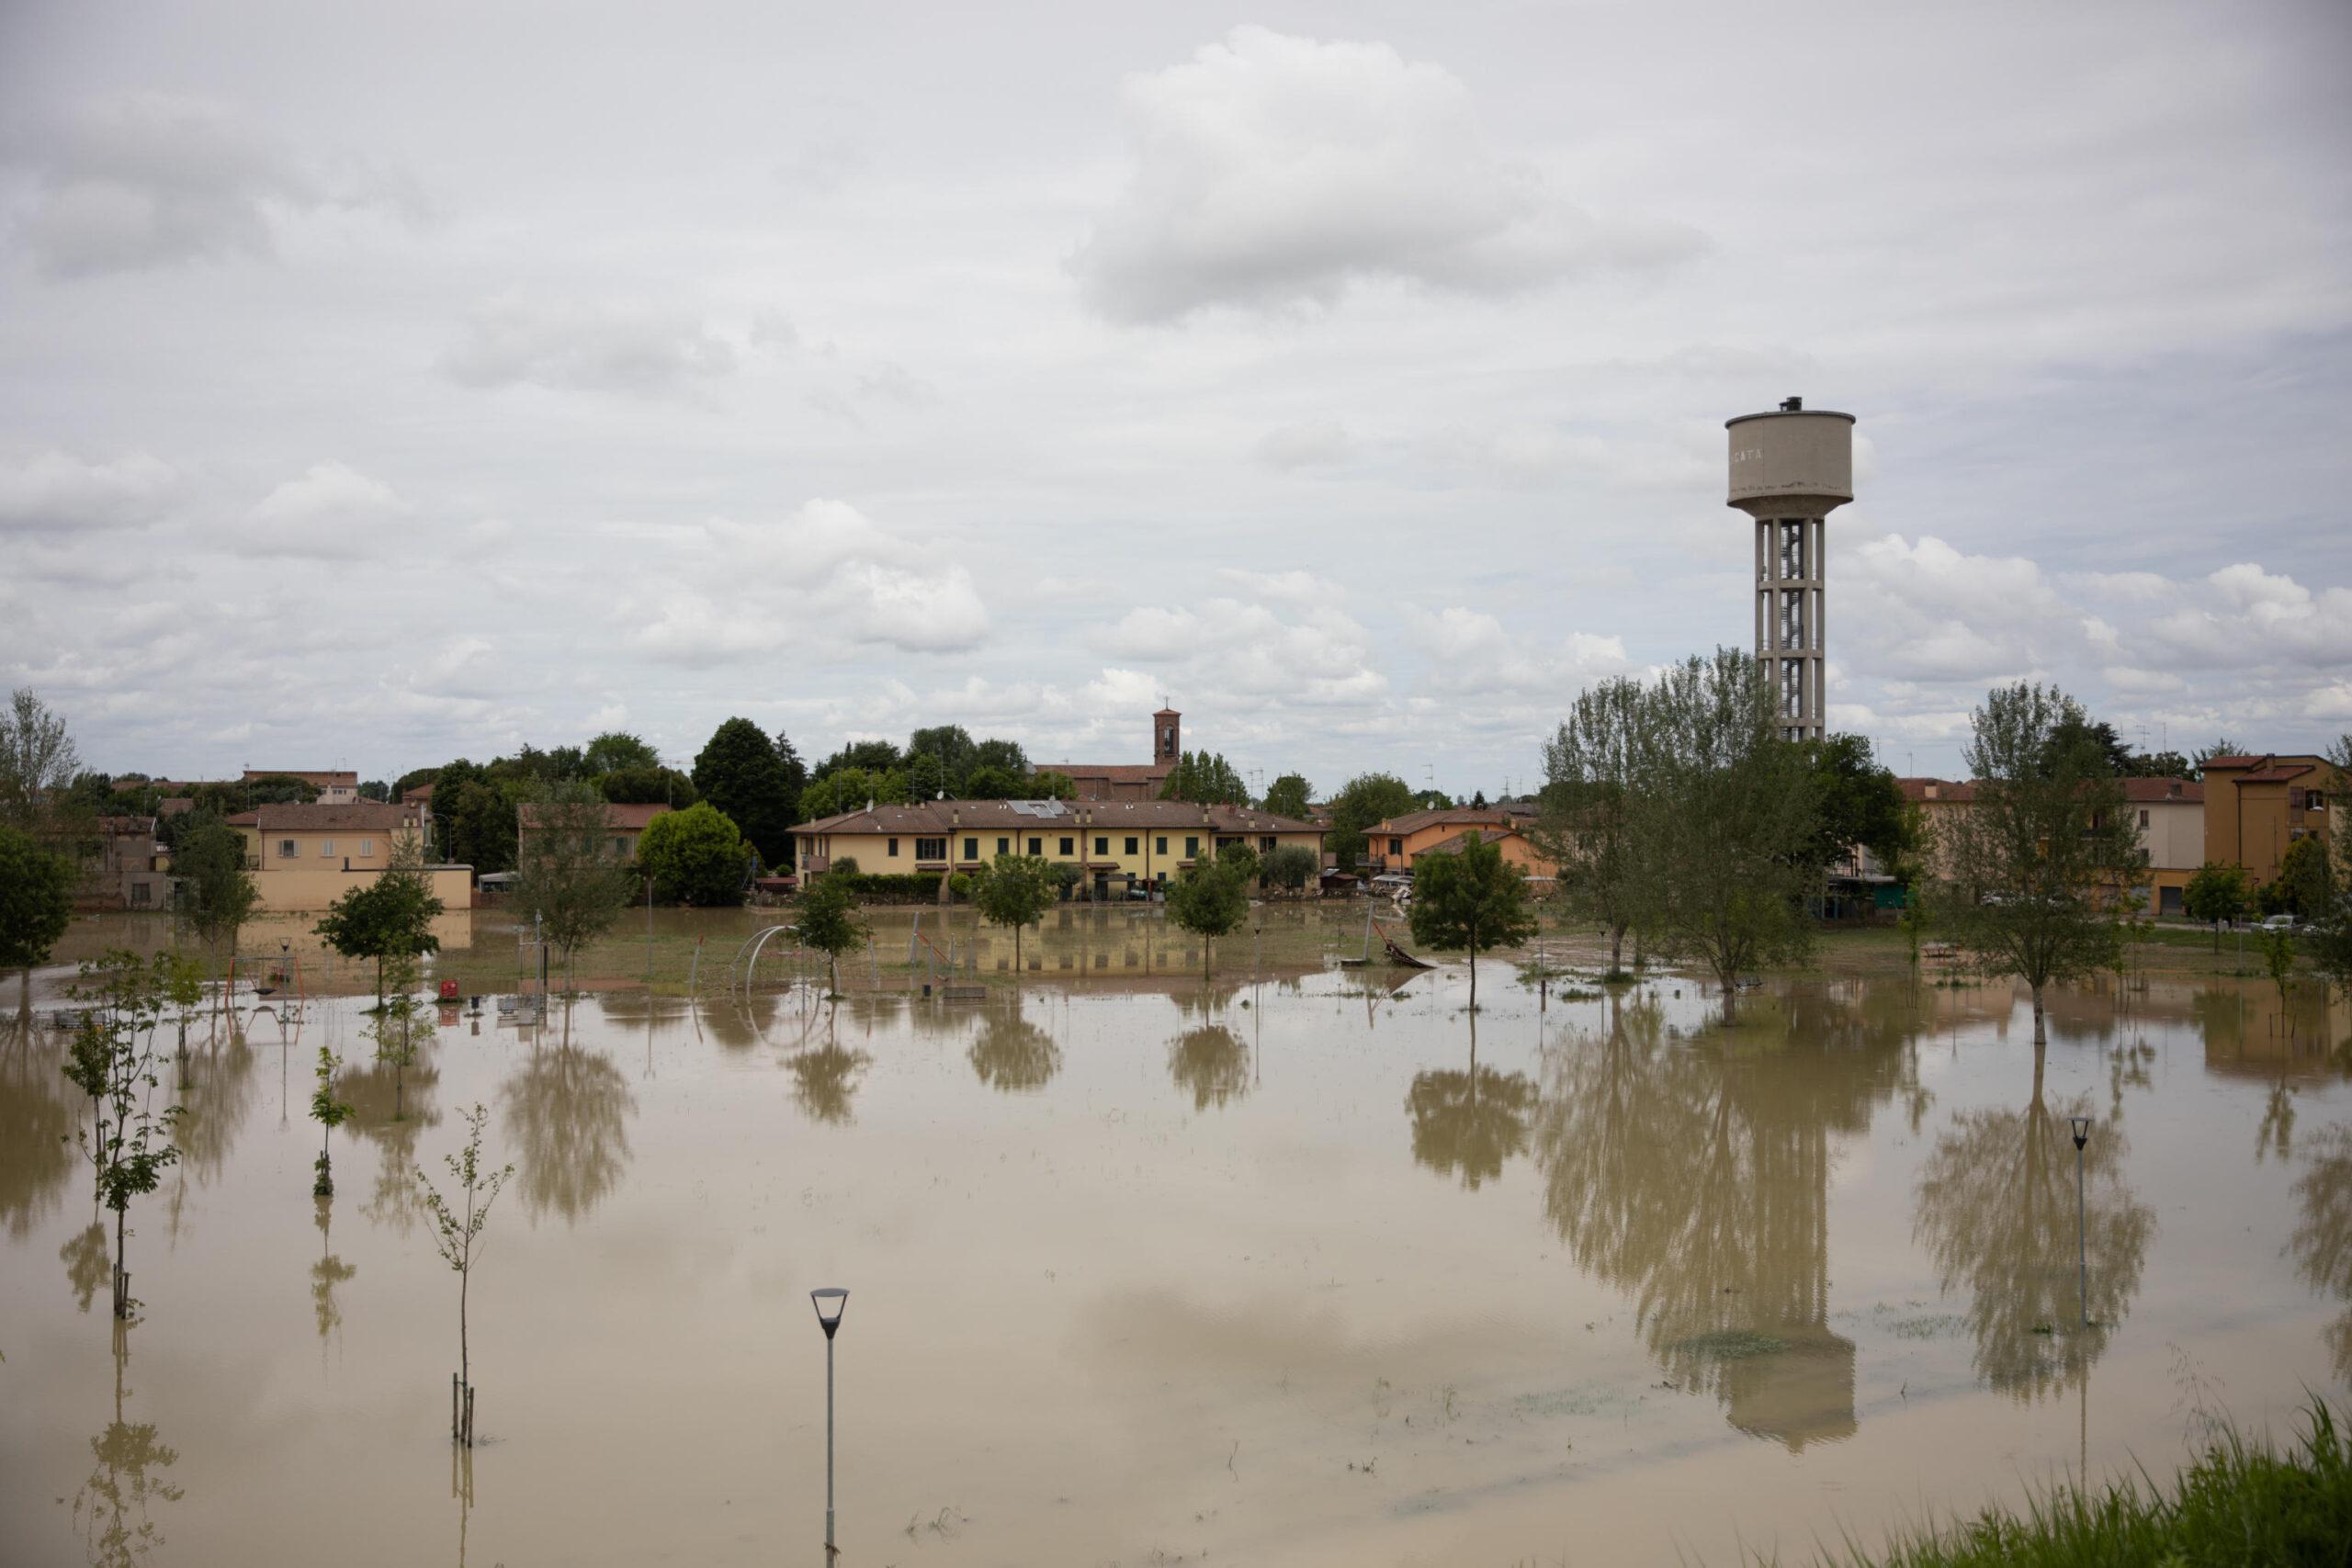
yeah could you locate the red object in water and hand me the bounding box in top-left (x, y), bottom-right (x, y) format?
top-left (438, 979), bottom-right (459, 1001)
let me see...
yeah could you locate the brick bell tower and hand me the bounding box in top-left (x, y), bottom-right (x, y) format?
top-left (1153, 706), bottom-right (1181, 761)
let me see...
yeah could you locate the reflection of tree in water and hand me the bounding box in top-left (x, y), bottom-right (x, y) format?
top-left (1913, 1057), bottom-right (2154, 1401)
top-left (163, 1034), bottom-right (261, 1241)
top-left (311, 1195), bottom-right (356, 1348)
top-left (74, 1330), bottom-right (184, 1568)
top-left (1535, 983), bottom-right (1926, 1450)
top-left (1406, 1019), bottom-right (1534, 1190)
top-left (62, 1222), bottom-right (111, 1313)
top-left (1168, 1024), bottom-right (1249, 1111)
top-left (786, 1039), bottom-right (872, 1124)
top-left (2290, 1123), bottom-right (2352, 1381)
top-left (501, 1041), bottom-right (636, 1224)
top-left (1, 1031), bottom-right (78, 1239)
top-left (969, 1004), bottom-right (1060, 1093)
top-left (344, 1049), bottom-right (441, 1236)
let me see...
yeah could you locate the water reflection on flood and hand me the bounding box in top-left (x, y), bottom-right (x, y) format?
top-left (1, 964), bottom-right (2349, 1564)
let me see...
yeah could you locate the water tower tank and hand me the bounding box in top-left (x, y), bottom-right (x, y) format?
top-left (1725, 398), bottom-right (1855, 743)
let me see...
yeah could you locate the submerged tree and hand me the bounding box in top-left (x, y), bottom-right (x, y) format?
top-left (172, 819), bottom-right (260, 999)
top-left (791, 869), bottom-right (869, 997)
top-left (1533, 676), bottom-right (1651, 977)
top-left (973, 852), bottom-right (1056, 971)
top-left (310, 1046), bottom-right (354, 1198)
top-left (314, 838), bottom-right (445, 1010)
top-left (0, 823), bottom-right (74, 1011)
top-left (370, 953), bottom-right (425, 1120)
top-left (415, 1103), bottom-right (514, 1448)
top-left (61, 952), bottom-right (186, 1319)
top-left (514, 781), bottom-right (638, 993)
top-left (1408, 834), bottom-right (1539, 1011)
top-left (1631, 650), bottom-right (1821, 1021)
top-left (1940, 682), bottom-right (2143, 1044)
top-left (1166, 861), bottom-right (1250, 976)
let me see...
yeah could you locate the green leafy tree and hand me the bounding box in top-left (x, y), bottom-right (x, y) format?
top-left (2313, 736), bottom-right (2352, 1002)
top-left (2262, 926), bottom-right (2299, 1024)
top-left (430, 760), bottom-right (516, 874)
top-left (311, 1045), bottom-right (354, 1197)
top-left (171, 819), bottom-right (260, 980)
top-left (1533, 676), bottom-right (1652, 977)
top-left (1216, 839), bottom-right (1261, 886)
top-left (1261, 844), bottom-right (1318, 895)
top-left (1166, 861), bottom-right (1250, 976)
top-left (635, 802), bottom-right (751, 905)
top-left (970, 737), bottom-right (1028, 777)
top-left (903, 750), bottom-right (947, 804)
top-left (63, 952), bottom-right (185, 1317)
top-left (1631, 650), bottom-right (1821, 1022)
top-left (973, 853), bottom-right (1056, 970)
top-left (415, 1103), bottom-right (514, 1448)
top-left (314, 840), bottom-right (446, 1009)
top-left (2184, 863), bottom-right (2254, 950)
top-left (1, 687), bottom-right (81, 839)
top-left (2267, 836), bottom-right (2335, 922)
top-left (1325, 773), bottom-right (1419, 871)
top-left (1159, 750), bottom-right (1250, 807)
top-left (1940, 682), bottom-right (2144, 1044)
top-left (582, 731), bottom-right (660, 775)
top-left (794, 766), bottom-right (911, 823)
top-left (2123, 749), bottom-right (2193, 780)
top-left (0, 824), bottom-right (74, 1008)
top-left (1408, 835), bottom-right (1539, 1010)
top-left (818, 739), bottom-right (904, 776)
top-left (596, 764), bottom-right (697, 807)
top-left (1261, 773), bottom-right (1314, 820)
top-left (1804, 732), bottom-right (1914, 871)
top-left (906, 725), bottom-right (978, 789)
top-left (773, 730), bottom-right (808, 819)
top-left (515, 783), bottom-right (639, 988)
top-left (791, 869), bottom-right (870, 995)
top-left (962, 763), bottom-right (1026, 800)
top-left (1027, 769), bottom-right (1078, 801)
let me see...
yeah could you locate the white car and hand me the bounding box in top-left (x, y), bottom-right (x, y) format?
top-left (2257, 914), bottom-right (2297, 932)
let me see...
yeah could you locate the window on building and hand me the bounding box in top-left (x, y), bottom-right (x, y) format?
top-left (2138, 809), bottom-right (2149, 829)
top-left (1261, 836), bottom-right (1275, 852)
top-left (1094, 836), bottom-right (1109, 855)
top-left (1029, 837), bottom-right (1042, 855)
top-left (1125, 836), bottom-right (1138, 855)
top-left (130, 883), bottom-right (151, 907)
top-left (1059, 836), bottom-right (1074, 856)
top-left (278, 840), bottom-right (297, 858)
top-left (359, 838), bottom-right (374, 857)
top-left (888, 837), bottom-right (899, 857)
top-left (916, 837), bottom-right (946, 862)
top-left (1185, 836), bottom-right (1199, 859)
top-left (997, 837), bottom-right (1009, 856)
top-left (963, 837), bottom-right (978, 861)
top-left (320, 838), bottom-right (335, 856)
top-left (1155, 835), bottom-right (1167, 855)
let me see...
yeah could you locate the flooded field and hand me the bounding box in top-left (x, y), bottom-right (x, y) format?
top-left (5, 931), bottom-right (2350, 1564)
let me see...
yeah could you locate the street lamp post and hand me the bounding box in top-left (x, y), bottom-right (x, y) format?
top-left (2068, 1116), bottom-right (2091, 1328)
top-left (810, 1288), bottom-right (848, 1563)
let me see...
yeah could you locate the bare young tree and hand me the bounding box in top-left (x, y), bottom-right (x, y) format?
top-left (1940, 682), bottom-right (2144, 1044)
top-left (416, 1103), bottom-right (514, 1448)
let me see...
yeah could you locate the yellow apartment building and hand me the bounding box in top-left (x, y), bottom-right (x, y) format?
top-left (2200, 752), bottom-right (2339, 887)
top-left (1900, 776), bottom-right (2204, 913)
top-left (516, 801), bottom-right (673, 861)
top-left (227, 801), bottom-right (471, 912)
top-left (793, 797), bottom-right (1324, 898)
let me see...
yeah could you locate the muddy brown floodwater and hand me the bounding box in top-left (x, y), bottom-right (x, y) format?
top-left (4, 940), bottom-right (2349, 1565)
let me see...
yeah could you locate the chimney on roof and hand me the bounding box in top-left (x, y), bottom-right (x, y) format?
top-left (951, 807), bottom-right (960, 827)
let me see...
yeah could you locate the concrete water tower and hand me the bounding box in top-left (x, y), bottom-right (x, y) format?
top-left (1727, 397), bottom-right (1855, 742)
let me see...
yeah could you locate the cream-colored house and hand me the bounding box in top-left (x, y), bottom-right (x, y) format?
top-left (794, 797), bottom-right (1324, 899)
top-left (226, 801), bottom-right (470, 911)
top-left (1898, 776), bottom-right (2202, 914)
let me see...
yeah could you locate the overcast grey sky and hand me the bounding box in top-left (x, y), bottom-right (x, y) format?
top-left (3, 0), bottom-right (2347, 794)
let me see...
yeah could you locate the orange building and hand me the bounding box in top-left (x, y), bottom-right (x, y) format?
top-left (1358, 805), bottom-right (1550, 876)
top-left (2200, 752), bottom-right (2339, 886)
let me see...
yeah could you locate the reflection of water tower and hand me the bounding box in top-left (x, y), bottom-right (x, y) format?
top-left (1727, 398), bottom-right (1855, 742)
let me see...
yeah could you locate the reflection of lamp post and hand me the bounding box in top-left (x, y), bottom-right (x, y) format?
top-left (2069, 1115), bottom-right (2091, 1328)
top-left (810, 1288), bottom-right (849, 1562)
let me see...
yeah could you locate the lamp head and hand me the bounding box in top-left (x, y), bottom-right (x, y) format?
top-left (2068, 1115), bottom-right (2091, 1151)
top-left (810, 1287), bottom-right (848, 1339)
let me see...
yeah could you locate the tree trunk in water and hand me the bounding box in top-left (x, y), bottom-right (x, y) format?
top-left (459, 1267), bottom-right (469, 1393)
top-left (2032, 984), bottom-right (2047, 1045)
top-left (1608, 926), bottom-right (1624, 976)
top-left (112, 1205), bottom-right (127, 1319)
top-left (1467, 949), bottom-right (1478, 1011)
top-left (1721, 965), bottom-right (1739, 1025)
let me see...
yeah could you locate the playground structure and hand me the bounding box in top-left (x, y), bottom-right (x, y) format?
top-left (1337, 902), bottom-right (1434, 969)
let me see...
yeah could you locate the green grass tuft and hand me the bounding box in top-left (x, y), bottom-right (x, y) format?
top-left (1804, 1401), bottom-right (2352, 1567)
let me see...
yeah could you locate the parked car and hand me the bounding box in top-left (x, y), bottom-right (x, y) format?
top-left (2258, 913), bottom-right (2297, 932)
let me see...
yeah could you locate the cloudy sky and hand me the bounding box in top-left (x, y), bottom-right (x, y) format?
top-left (3, 0), bottom-right (2347, 795)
